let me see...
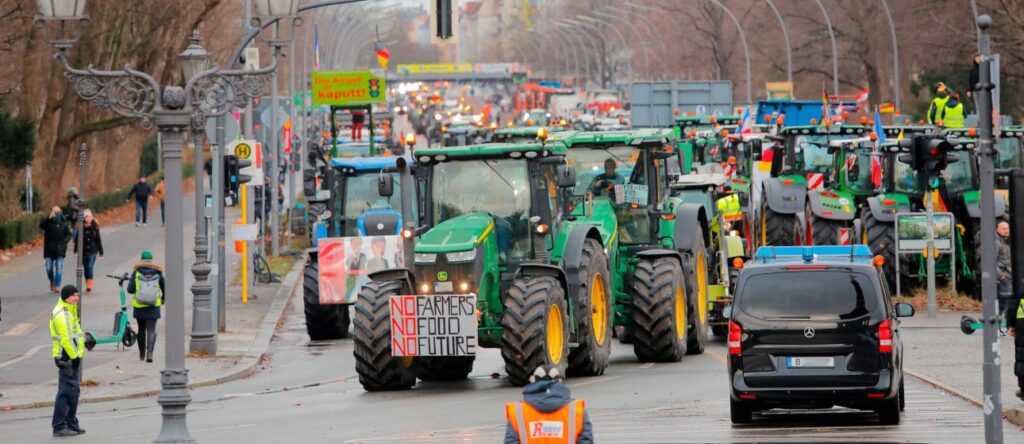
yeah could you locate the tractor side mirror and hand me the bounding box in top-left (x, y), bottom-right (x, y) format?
top-left (556, 163), bottom-right (577, 188)
top-left (751, 139), bottom-right (763, 160)
top-left (769, 146), bottom-right (784, 177)
top-left (378, 174), bottom-right (394, 197)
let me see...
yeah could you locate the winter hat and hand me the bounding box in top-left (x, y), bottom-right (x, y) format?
top-left (141, 250), bottom-right (153, 261)
top-left (60, 285), bottom-right (79, 301)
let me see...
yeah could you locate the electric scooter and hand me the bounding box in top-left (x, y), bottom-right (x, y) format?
top-left (84, 273), bottom-right (137, 350)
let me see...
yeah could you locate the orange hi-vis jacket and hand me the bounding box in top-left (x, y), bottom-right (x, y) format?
top-left (506, 399), bottom-right (585, 443)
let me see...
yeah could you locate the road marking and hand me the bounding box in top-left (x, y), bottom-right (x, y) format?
top-left (3, 309), bottom-right (51, 336)
top-left (640, 362), bottom-right (654, 369)
top-left (0, 344), bottom-right (47, 369)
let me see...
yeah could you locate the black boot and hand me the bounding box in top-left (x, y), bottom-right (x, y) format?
top-left (146, 352), bottom-right (153, 363)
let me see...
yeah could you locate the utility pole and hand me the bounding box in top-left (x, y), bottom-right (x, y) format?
top-left (975, 15), bottom-right (1004, 444)
top-left (75, 143), bottom-right (86, 316)
top-left (925, 187), bottom-right (937, 318)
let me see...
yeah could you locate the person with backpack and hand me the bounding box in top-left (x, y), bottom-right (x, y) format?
top-left (126, 251), bottom-right (164, 362)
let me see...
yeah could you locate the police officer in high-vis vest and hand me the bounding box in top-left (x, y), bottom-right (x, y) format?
top-left (505, 365), bottom-right (593, 444)
top-left (50, 285), bottom-right (86, 437)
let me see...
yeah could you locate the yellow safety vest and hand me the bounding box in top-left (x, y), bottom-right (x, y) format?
top-left (50, 299), bottom-right (85, 360)
top-left (717, 194), bottom-right (742, 221)
top-left (928, 96), bottom-right (949, 124)
top-left (1017, 301), bottom-right (1023, 320)
top-left (940, 102), bottom-right (965, 128)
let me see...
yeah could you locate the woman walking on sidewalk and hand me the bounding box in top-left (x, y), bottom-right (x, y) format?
top-left (72, 210), bottom-right (103, 292)
top-left (40, 207), bottom-right (72, 293)
top-left (127, 251), bottom-right (163, 363)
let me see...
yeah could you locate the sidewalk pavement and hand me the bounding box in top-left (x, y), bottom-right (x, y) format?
top-left (0, 196), bottom-right (303, 411)
top-left (900, 309), bottom-right (1024, 428)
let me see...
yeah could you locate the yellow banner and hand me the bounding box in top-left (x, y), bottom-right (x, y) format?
top-left (396, 63), bottom-right (473, 74)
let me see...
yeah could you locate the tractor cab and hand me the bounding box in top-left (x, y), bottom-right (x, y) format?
top-left (328, 104), bottom-right (386, 157)
top-left (313, 157), bottom-right (412, 243)
top-left (560, 129), bottom-right (714, 360)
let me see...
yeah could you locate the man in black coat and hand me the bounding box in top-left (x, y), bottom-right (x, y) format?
top-left (40, 207), bottom-right (72, 293)
top-left (127, 177), bottom-right (153, 226)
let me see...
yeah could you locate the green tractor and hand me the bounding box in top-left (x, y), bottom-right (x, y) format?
top-left (757, 124), bottom-right (870, 247)
top-left (802, 134), bottom-right (878, 245)
top-left (559, 129), bottom-right (712, 358)
top-left (861, 129), bottom-right (993, 293)
top-left (493, 125), bottom-right (567, 144)
top-left (353, 142), bottom-right (621, 390)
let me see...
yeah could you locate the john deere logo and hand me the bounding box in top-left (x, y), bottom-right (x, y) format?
top-left (437, 271), bottom-right (448, 282)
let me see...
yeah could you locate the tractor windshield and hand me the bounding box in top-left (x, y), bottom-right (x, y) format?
top-left (892, 151), bottom-right (975, 195)
top-left (344, 172), bottom-right (402, 236)
top-left (567, 145), bottom-right (637, 201)
top-left (843, 149), bottom-right (878, 193)
top-left (431, 159), bottom-right (532, 260)
top-left (997, 137), bottom-right (1022, 169)
top-left (794, 135), bottom-right (834, 174)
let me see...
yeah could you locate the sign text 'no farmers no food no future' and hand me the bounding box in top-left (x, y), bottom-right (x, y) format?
top-left (390, 295), bottom-right (477, 357)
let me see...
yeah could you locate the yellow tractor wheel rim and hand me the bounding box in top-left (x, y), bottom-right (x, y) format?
top-left (674, 286), bottom-right (686, 340)
top-left (760, 212), bottom-right (767, 246)
top-left (547, 304), bottom-right (565, 364)
top-left (591, 273), bottom-right (608, 346)
top-left (696, 254), bottom-right (708, 324)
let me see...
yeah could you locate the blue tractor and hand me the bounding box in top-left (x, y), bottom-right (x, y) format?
top-left (302, 156), bottom-right (412, 340)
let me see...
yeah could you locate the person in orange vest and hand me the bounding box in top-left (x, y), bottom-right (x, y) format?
top-left (505, 365), bottom-right (593, 444)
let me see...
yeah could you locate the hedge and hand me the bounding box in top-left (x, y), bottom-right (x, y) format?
top-left (0, 168), bottom-right (194, 249)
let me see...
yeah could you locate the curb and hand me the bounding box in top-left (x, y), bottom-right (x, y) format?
top-left (1, 260), bottom-right (303, 412)
top-left (905, 366), bottom-right (1024, 429)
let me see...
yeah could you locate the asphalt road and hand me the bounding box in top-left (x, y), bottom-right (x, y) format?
top-left (2, 292), bottom-right (1021, 444)
top-left (0, 200), bottom-right (196, 387)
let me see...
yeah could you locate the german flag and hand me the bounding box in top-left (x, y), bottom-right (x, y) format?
top-left (375, 39), bottom-right (390, 70)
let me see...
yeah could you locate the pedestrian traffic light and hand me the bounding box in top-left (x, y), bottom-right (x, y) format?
top-left (224, 155), bottom-right (253, 201)
top-left (433, 0), bottom-right (453, 39)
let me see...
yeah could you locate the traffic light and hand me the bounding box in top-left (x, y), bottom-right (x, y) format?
top-left (434, 0), bottom-right (453, 39)
top-left (912, 135), bottom-right (956, 175)
top-left (224, 155), bottom-right (253, 201)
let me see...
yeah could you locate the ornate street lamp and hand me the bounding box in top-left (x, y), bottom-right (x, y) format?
top-left (34, 1), bottom-right (296, 442)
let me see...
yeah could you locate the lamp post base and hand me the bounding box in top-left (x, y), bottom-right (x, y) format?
top-left (153, 369), bottom-right (195, 444)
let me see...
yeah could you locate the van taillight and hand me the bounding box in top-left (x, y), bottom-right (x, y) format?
top-left (878, 319), bottom-right (893, 353)
top-left (728, 321), bottom-right (743, 355)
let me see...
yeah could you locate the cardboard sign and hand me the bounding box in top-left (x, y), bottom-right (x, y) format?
top-left (621, 184), bottom-right (649, 206)
top-left (390, 295), bottom-right (478, 357)
top-left (231, 224), bottom-right (258, 241)
top-left (318, 236), bottom-right (405, 304)
top-left (311, 70), bottom-right (386, 106)
top-left (896, 213), bottom-right (954, 252)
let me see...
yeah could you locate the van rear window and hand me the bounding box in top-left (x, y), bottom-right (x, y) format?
top-left (738, 271), bottom-right (878, 320)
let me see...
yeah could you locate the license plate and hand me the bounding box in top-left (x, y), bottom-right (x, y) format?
top-left (786, 357), bottom-right (835, 368)
top-left (434, 281), bottom-right (454, 293)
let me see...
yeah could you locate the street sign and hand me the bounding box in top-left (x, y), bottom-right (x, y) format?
top-left (390, 294), bottom-right (478, 356)
top-left (231, 223), bottom-right (258, 241)
top-left (233, 141), bottom-right (252, 159)
top-left (311, 70), bottom-right (387, 106)
top-left (896, 212), bottom-right (954, 252)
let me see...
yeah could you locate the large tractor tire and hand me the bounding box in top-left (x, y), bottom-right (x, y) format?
top-left (863, 211), bottom-right (897, 292)
top-left (353, 280), bottom-right (416, 391)
top-left (414, 357), bottom-right (475, 382)
top-left (302, 261), bottom-right (349, 340)
top-left (502, 276), bottom-right (569, 387)
top-left (630, 257), bottom-right (688, 362)
top-left (762, 200), bottom-right (802, 246)
top-left (567, 239), bottom-right (612, 377)
top-left (683, 230), bottom-right (708, 355)
top-left (807, 204), bottom-right (846, 246)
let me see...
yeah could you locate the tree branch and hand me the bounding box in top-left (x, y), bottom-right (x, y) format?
top-left (57, 116), bottom-right (135, 145)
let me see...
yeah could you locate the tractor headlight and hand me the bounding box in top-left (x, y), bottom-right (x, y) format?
top-left (446, 250), bottom-right (477, 263)
top-left (414, 253), bottom-right (437, 264)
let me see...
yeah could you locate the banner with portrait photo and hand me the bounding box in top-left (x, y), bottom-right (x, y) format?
top-left (318, 235), bottom-right (406, 304)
